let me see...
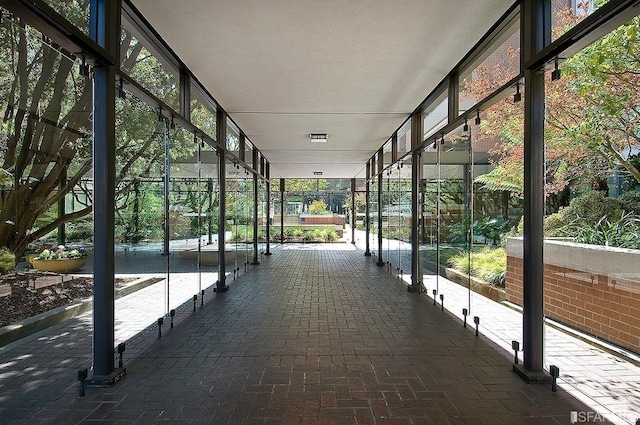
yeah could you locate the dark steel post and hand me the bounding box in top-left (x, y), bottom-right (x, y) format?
top-left (216, 110), bottom-right (228, 292)
top-left (57, 167), bottom-right (67, 246)
top-left (517, 0), bottom-right (550, 380)
top-left (364, 162), bottom-right (371, 257)
top-left (409, 113), bottom-right (422, 292)
top-left (377, 173), bottom-right (384, 266)
top-left (252, 173), bottom-right (259, 264)
top-left (89, 0), bottom-right (122, 384)
top-left (265, 180), bottom-right (272, 255)
top-left (162, 120), bottom-right (170, 312)
top-left (280, 178), bottom-right (285, 244)
top-left (350, 179), bottom-right (356, 244)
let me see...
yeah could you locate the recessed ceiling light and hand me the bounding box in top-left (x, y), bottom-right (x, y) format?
top-left (309, 133), bottom-right (327, 143)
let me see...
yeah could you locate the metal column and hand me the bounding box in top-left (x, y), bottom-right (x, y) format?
top-left (377, 173), bottom-right (384, 266)
top-left (216, 110), bottom-right (229, 292)
top-left (57, 167), bottom-right (67, 246)
top-left (409, 113), bottom-right (422, 292)
top-left (252, 173), bottom-right (260, 264)
top-left (350, 179), bottom-right (356, 245)
top-left (265, 180), bottom-right (272, 255)
top-left (88, 0), bottom-right (124, 385)
top-left (516, 0), bottom-right (550, 381)
top-left (364, 163), bottom-right (371, 257)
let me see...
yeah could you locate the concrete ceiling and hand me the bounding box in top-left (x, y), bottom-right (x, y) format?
top-left (131, 0), bottom-right (513, 179)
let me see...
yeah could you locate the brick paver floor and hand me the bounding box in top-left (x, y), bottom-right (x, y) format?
top-left (0, 243), bottom-right (611, 424)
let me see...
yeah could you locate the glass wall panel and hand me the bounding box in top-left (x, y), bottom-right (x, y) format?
top-left (198, 143), bottom-right (219, 290)
top-left (382, 168), bottom-right (393, 270)
top-left (226, 119), bottom-right (240, 155)
top-left (541, 15), bottom-right (639, 418)
top-left (422, 92), bottom-right (448, 140)
top-left (398, 156), bottom-right (412, 282)
top-left (271, 183), bottom-right (283, 243)
top-left (43, 0), bottom-right (90, 33)
top-left (552, 0), bottom-right (606, 41)
top-left (190, 87), bottom-right (217, 139)
top-left (114, 94), bottom-right (165, 339)
top-left (120, 28), bottom-right (180, 112)
top-left (458, 18), bottom-right (520, 115)
top-left (167, 126), bottom-right (200, 312)
top-left (241, 168), bottom-right (253, 270)
top-left (225, 159), bottom-right (240, 280)
top-left (0, 15), bottom-right (93, 327)
top-left (258, 179), bottom-right (268, 257)
top-left (396, 120), bottom-right (411, 157)
top-left (367, 178), bottom-right (377, 258)
top-left (244, 141), bottom-right (253, 166)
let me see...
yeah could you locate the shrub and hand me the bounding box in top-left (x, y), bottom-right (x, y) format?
top-left (0, 247), bottom-right (15, 274)
top-left (545, 191), bottom-right (624, 236)
top-left (572, 212), bottom-right (640, 249)
top-left (447, 247), bottom-right (506, 287)
top-left (308, 200), bottom-right (330, 215)
top-left (325, 229), bottom-right (338, 242)
top-left (619, 191), bottom-right (640, 215)
top-left (65, 221), bottom-right (93, 241)
top-left (310, 228), bottom-right (324, 240)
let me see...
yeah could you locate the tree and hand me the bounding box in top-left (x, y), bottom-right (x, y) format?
top-left (0, 16), bottom-right (197, 259)
top-left (308, 199), bottom-right (329, 215)
top-left (463, 1), bottom-right (640, 202)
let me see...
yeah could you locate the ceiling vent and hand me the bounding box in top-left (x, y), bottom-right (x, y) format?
top-left (309, 133), bottom-right (328, 143)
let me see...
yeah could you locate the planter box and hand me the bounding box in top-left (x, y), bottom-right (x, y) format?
top-left (32, 257), bottom-right (87, 273)
top-left (444, 268), bottom-right (505, 303)
top-left (505, 237), bottom-right (640, 353)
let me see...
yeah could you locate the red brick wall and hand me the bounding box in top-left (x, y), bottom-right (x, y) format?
top-left (300, 215), bottom-right (345, 226)
top-left (506, 256), bottom-right (640, 353)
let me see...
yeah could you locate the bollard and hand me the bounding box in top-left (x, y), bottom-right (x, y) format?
top-left (193, 294), bottom-right (197, 312)
top-left (400, 269), bottom-right (403, 280)
top-left (157, 317), bottom-right (164, 339)
top-left (78, 368), bottom-right (87, 397)
top-left (512, 341), bottom-right (520, 365)
top-left (201, 289), bottom-right (205, 306)
top-left (432, 289), bottom-right (437, 306)
top-left (117, 342), bottom-right (126, 368)
top-left (170, 309), bottom-right (175, 328)
top-left (462, 308), bottom-right (468, 328)
top-left (549, 365), bottom-right (560, 392)
top-left (439, 294), bottom-right (444, 311)
top-left (473, 316), bottom-right (480, 336)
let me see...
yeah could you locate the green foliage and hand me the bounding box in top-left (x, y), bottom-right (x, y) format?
top-left (308, 200), bottom-right (330, 215)
top-left (544, 191), bottom-right (624, 237)
top-left (618, 191), bottom-right (640, 214)
top-left (325, 229), bottom-right (338, 242)
top-left (475, 168), bottom-right (522, 194)
top-left (572, 212), bottom-right (640, 249)
top-left (447, 247), bottom-right (506, 287)
top-left (65, 221), bottom-right (93, 241)
top-left (0, 247), bottom-right (15, 274)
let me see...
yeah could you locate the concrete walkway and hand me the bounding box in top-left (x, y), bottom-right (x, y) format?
top-left (0, 242), bottom-right (630, 424)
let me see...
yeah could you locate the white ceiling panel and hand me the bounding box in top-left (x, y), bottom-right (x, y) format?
top-left (131, 0), bottom-right (514, 178)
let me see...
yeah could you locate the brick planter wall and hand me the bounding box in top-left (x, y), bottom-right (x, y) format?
top-left (505, 238), bottom-right (640, 354)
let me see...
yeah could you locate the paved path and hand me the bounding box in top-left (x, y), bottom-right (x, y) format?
top-left (0, 243), bottom-right (625, 424)
top-left (350, 229), bottom-right (640, 424)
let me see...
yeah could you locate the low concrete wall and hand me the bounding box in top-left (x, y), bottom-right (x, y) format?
top-left (505, 237), bottom-right (640, 353)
